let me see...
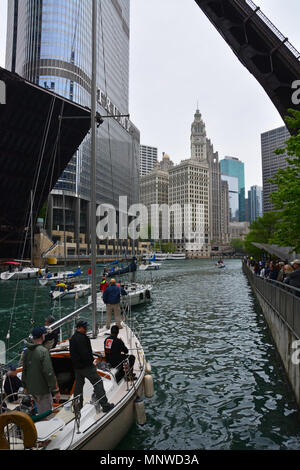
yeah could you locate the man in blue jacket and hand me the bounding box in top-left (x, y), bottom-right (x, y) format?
top-left (103, 278), bottom-right (127, 330)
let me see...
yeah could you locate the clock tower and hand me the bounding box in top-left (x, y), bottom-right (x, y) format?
top-left (190, 108), bottom-right (207, 161)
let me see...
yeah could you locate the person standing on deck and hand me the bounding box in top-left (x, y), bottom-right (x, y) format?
top-left (21, 326), bottom-right (60, 414)
top-left (103, 278), bottom-right (127, 330)
top-left (69, 320), bottom-right (114, 413)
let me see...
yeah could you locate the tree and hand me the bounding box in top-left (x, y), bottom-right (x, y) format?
top-left (230, 238), bottom-right (245, 254)
top-left (244, 211), bottom-right (281, 257)
top-left (268, 109), bottom-right (300, 252)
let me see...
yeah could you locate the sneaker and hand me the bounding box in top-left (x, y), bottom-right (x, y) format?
top-left (102, 403), bottom-right (114, 413)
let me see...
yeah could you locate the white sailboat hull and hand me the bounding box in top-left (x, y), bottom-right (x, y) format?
top-left (139, 262), bottom-right (161, 271)
top-left (39, 271), bottom-right (75, 286)
top-left (0, 268), bottom-right (43, 280)
top-left (89, 284), bottom-right (152, 312)
top-left (50, 284), bottom-right (91, 300)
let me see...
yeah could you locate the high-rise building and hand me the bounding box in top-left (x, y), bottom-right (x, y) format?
top-left (261, 125), bottom-right (290, 213)
top-left (220, 156), bottom-right (245, 222)
top-left (248, 185), bottom-right (263, 223)
top-left (221, 174), bottom-right (239, 221)
top-left (168, 109), bottom-right (210, 257)
top-left (6, 0), bottom-right (140, 255)
top-left (140, 145), bottom-right (158, 176)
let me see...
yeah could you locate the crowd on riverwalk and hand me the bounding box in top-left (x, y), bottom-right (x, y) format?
top-left (244, 256), bottom-right (300, 291)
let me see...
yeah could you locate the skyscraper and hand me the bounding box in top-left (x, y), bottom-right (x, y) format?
top-left (140, 145), bottom-right (158, 176)
top-left (6, 0), bottom-right (139, 255)
top-left (248, 185), bottom-right (263, 223)
top-left (261, 125), bottom-right (290, 213)
top-left (220, 156), bottom-right (245, 222)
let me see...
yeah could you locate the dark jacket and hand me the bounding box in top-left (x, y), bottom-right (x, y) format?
top-left (69, 330), bottom-right (94, 369)
top-left (21, 342), bottom-right (57, 396)
top-left (4, 374), bottom-right (22, 402)
top-left (285, 268), bottom-right (300, 288)
top-left (104, 335), bottom-right (128, 368)
top-left (44, 328), bottom-right (60, 349)
top-left (103, 285), bottom-right (127, 305)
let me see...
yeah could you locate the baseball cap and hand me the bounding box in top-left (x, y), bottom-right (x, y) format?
top-left (32, 326), bottom-right (47, 339)
top-left (76, 320), bottom-right (88, 329)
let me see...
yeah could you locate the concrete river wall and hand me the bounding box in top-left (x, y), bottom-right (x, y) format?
top-left (243, 262), bottom-right (300, 407)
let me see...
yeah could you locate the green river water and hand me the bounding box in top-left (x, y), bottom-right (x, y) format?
top-left (1, 258), bottom-right (300, 450)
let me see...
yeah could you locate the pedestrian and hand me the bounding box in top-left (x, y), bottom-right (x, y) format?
top-left (4, 366), bottom-right (22, 402)
top-left (69, 320), bottom-right (114, 413)
top-left (104, 325), bottom-right (136, 383)
top-left (102, 278), bottom-right (127, 330)
top-left (21, 326), bottom-right (60, 414)
top-left (43, 315), bottom-right (60, 350)
top-left (284, 259), bottom-right (300, 289)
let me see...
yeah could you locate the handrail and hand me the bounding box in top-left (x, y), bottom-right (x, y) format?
top-left (243, 0), bottom-right (300, 60)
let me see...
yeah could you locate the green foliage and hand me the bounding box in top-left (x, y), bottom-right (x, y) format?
top-left (153, 241), bottom-right (177, 253)
top-left (268, 109), bottom-right (300, 252)
top-left (230, 238), bottom-right (245, 253)
top-left (244, 212), bottom-right (281, 256)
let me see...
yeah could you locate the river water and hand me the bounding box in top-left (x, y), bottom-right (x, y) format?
top-left (1, 258), bottom-right (300, 450)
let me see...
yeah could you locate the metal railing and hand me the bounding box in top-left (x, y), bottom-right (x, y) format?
top-left (244, 0), bottom-right (300, 60)
top-left (243, 263), bottom-right (300, 339)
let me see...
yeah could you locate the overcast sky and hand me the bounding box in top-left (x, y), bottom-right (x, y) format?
top-left (1, 0), bottom-right (300, 193)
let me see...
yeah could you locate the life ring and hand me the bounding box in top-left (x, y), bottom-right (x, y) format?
top-left (0, 411), bottom-right (37, 449)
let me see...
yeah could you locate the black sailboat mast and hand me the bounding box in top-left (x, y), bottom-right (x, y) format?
top-left (91, 0), bottom-right (98, 337)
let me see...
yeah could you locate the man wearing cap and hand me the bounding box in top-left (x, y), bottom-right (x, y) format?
top-left (284, 260), bottom-right (300, 289)
top-left (21, 326), bottom-right (60, 414)
top-left (103, 278), bottom-right (127, 330)
top-left (69, 320), bottom-right (114, 413)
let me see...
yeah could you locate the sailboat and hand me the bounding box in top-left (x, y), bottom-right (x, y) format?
top-left (0, 0), bottom-right (153, 450)
top-left (0, 261), bottom-right (44, 281)
top-left (139, 254), bottom-right (161, 271)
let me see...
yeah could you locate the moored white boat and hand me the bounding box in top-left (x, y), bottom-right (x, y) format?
top-left (50, 283), bottom-right (91, 300)
top-left (1, 264), bottom-right (44, 281)
top-left (89, 283), bottom-right (153, 312)
top-left (39, 268), bottom-right (82, 286)
top-left (139, 262), bottom-right (161, 271)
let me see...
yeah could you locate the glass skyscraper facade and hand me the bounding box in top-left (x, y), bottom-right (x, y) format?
top-left (261, 125), bottom-right (290, 214)
top-left (220, 156), bottom-right (245, 222)
top-left (6, 0), bottom-right (139, 248)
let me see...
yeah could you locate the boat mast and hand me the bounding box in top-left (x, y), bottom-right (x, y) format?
top-left (91, 0), bottom-right (97, 337)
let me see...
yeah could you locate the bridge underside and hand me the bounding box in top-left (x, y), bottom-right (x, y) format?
top-left (194, 0), bottom-right (300, 133)
top-left (0, 67), bottom-right (91, 260)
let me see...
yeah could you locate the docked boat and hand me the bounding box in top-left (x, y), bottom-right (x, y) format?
top-left (0, 262), bottom-right (44, 281)
top-left (167, 253), bottom-right (186, 260)
top-left (39, 268), bottom-right (82, 286)
top-left (143, 253), bottom-right (167, 261)
top-left (50, 282), bottom-right (91, 300)
top-left (104, 258), bottom-right (137, 278)
top-left (89, 282), bottom-right (152, 312)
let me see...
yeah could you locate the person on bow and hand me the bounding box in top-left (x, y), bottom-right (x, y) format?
top-left (102, 278), bottom-right (127, 330)
top-left (104, 325), bottom-right (136, 382)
